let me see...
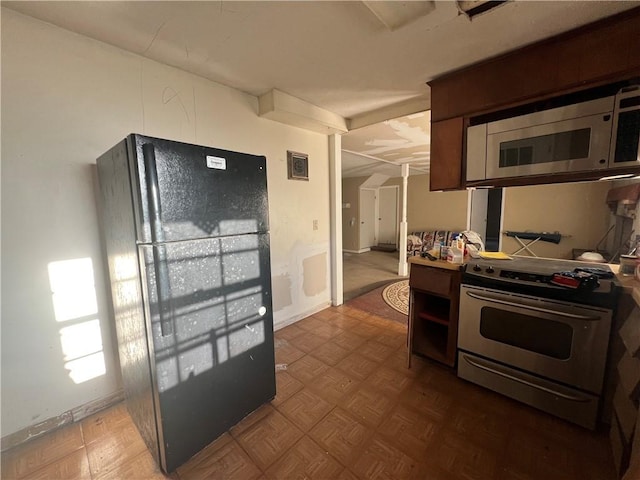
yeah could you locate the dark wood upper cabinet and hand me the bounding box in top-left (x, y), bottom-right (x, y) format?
top-left (427, 7), bottom-right (640, 191)
top-left (429, 8), bottom-right (640, 123)
top-left (430, 117), bottom-right (464, 191)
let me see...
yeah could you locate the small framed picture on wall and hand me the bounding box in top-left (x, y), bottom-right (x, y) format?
top-left (287, 151), bottom-right (309, 181)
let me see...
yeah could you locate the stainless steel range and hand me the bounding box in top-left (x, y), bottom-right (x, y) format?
top-left (458, 256), bottom-right (620, 429)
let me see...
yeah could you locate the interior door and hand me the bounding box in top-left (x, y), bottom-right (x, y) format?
top-left (359, 188), bottom-right (376, 249)
top-left (378, 186), bottom-right (398, 245)
top-left (469, 189), bottom-right (488, 243)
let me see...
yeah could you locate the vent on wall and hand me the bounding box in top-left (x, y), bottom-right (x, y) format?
top-left (457, 0), bottom-right (509, 19)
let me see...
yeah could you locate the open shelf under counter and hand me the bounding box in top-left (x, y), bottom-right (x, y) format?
top-left (418, 310), bottom-right (449, 326)
top-left (407, 259), bottom-right (463, 368)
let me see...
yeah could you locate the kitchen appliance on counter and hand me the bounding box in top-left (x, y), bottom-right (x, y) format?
top-left (458, 256), bottom-right (620, 429)
top-left (467, 85), bottom-right (640, 182)
top-left (97, 134), bottom-right (275, 472)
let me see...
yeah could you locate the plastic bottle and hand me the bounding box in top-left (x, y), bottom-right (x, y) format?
top-left (433, 240), bottom-right (442, 259)
top-left (447, 245), bottom-right (463, 264)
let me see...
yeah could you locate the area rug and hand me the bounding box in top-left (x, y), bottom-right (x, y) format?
top-left (382, 280), bottom-right (409, 315)
top-left (345, 280), bottom-right (408, 325)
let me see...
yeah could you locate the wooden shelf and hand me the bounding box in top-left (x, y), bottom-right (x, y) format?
top-left (418, 310), bottom-right (449, 326)
top-left (412, 321), bottom-right (450, 366)
top-left (407, 263), bottom-right (461, 369)
top-left (413, 323), bottom-right (453, 367)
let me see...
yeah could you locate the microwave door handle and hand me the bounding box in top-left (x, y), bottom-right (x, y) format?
top-left (461, 354), bottom-right (591, 403)
top-left (465, 290), bottom-right (601, 321)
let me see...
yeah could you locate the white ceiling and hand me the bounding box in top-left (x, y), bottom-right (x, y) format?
top-left (5, 1), bottom-right (639, 177)
top-left (342, 110), bottom-right (431, 178)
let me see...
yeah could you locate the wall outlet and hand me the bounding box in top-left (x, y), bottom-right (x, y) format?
top-left (313, 219), bottom-right (318, 230)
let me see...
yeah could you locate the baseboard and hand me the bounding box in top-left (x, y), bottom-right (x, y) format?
top-left (274, 301), bottom-right (332, 331)
top-left (371, 244), bottom-right (398, 253)
top-left (343, 248), bottom-right (371, 254)
top-left (3, 301), bottom-right (336, 452)
top-left (1, 389), bottom-right (124, 452)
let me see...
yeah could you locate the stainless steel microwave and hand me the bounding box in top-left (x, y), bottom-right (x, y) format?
top-left (466, 86), bottom-right (640, 182)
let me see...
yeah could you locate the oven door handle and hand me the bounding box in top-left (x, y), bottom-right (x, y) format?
top-left (465, 291), bottom-right (601, 321)
top-left (461, 354), bottom-right (592, 403)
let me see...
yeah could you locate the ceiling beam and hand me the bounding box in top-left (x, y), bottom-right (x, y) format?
top-left (258, 89), bottom-right (348, 135)
top-left (348, 95), bottom-right (431, 131)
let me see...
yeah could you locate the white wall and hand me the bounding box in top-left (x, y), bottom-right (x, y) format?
top-left (383, 175), bottom-right (468, 232)
top-left (1, 9), bottom-right (331, 438)
top-left (501, 181), bottom-right (612, 259)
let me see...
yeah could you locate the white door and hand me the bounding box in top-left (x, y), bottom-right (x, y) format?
top-left (359, 188), bottom-right (376, 249)
top-left (469, 188), bottom-right (488, 243)
top-left (378, 186), bottom-right (398, 245)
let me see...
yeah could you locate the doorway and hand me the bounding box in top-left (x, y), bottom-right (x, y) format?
top-left (343, 184), bottom-right (402, 301)
top-left (468, 188), bottom-right (503, 251)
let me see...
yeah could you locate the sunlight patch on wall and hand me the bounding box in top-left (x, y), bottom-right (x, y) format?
top-left (48, 258), bottom-right (98, 322)
top-left (59, 320), bottom-right (103, 361)
top-left (64, 352), bottom-right (106, 384)
top-left (48, 258), bottom-right (106, 384)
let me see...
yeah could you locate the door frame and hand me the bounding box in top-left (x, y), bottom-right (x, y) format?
top-left (466, 187), bottom-right (505, 251)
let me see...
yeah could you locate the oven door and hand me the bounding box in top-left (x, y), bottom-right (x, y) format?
top-left (458, 285), bottom-right (612, 394)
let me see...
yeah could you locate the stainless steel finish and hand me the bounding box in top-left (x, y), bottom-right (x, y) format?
top-left (458, 352), bottom-right (599, 430)
top-left (609, 86), bottom-right (640, 168)
top-left (486, 96), bottom-right (613, 133)
top-left (458, 255), bottom-right (615, 429)
top-left (464, 290), bottom-right (602, 320)
top-left (469, 255), bottom-right (612, 275)
top-left (461, 354), bottom-right (590, 402)
top-left (466, 124), bottom-right (487, 181)
top-left (485, 113), bottom-right (612, 179)
top-left (467, 95), bottom-right (616, 181)
top-left (463, 256), bottom-right (616, 299)
top-left (458, 285), bottom-right (612, 394)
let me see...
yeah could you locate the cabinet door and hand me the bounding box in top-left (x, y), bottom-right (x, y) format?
top-left (577, 15), bottom-right (640, 83)
top-left (430, 117), bottom-right (464, 191)
top-left (429, 9), bottom-right (640, 122)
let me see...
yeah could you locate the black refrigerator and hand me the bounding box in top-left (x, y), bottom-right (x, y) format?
top-left (97, 134), bottom-right (275, 473)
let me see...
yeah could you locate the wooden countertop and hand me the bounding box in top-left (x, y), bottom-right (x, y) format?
top-left (409, 256), bottom-right (465, 271)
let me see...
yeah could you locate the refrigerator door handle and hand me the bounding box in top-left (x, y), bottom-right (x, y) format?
top-left (142, 143), bottom-right (165, 243)
top-left (153, 244), bottom-right (174, 337)
top-left (143, 143), bottom-right (173, 336)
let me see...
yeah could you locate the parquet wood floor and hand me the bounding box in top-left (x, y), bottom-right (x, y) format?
top-left (1, 304), bottom-right (616, 479)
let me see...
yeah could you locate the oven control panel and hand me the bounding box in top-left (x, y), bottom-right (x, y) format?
top-left (471, 264), bottom-right (495, 274)
top-left (500, 270), bottom-right (549, 283)
top-left (462, 257), bottom-right (618, 309)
